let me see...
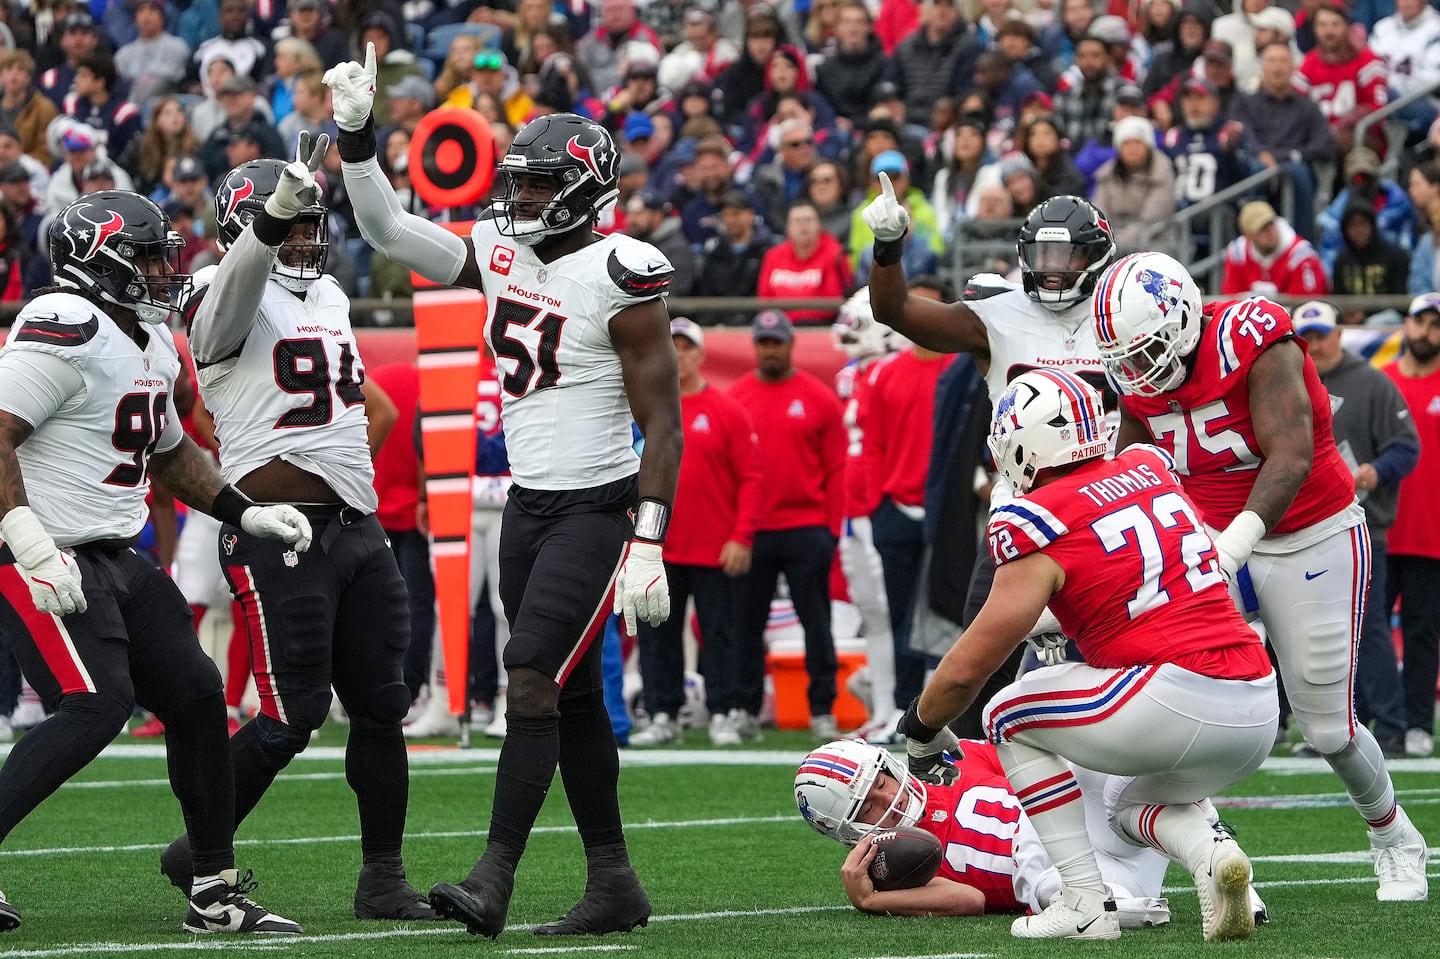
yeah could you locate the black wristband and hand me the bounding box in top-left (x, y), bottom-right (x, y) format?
top-left (212, 484), bottom-right (256, 526)
top-left (336, 116), bottom-right (377, 164)
top-left (896, 696), bottom-right (942, 744)
top-left (873, 232), bottom-right (907, 268)
top-left (251, 208), bottom-right (292, 246)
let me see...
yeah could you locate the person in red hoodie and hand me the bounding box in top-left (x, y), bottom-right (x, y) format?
top-left (729, 309), bottom-right (848, 741)
top-left (757, 199), bottom-right (853, 325)
top-left (1221, 200), bottom-right (1329, 297)
top-left (630, 319), bottom-right (763, 748)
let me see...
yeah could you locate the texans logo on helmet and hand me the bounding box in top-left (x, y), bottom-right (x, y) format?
top-left (220, 177), bottom-right (255, 224)
top-left (1136, 267), bottom-right (1182, 316)
top-left (565, 133), bottom-right (610, 183)
top-left (73, 207), bottom-right (125, 261)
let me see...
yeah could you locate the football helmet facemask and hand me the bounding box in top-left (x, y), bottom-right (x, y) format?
top-left (831, 288), bottom-right (901, 360)
top-left (215, 159), bottom-right (329, 292)
top-left (795, 739), bottom-right (927, 847)
top-left (1091, 251), bottom-right (1204, 397)
top-left (493, 112), bottom-right (620, 246)
top-left (1017, 196), bottom-right (1116, 312)
top-left (989, 369), bottom-right (1112, 495)
top-left (50, 191), bottom-right (190, 325)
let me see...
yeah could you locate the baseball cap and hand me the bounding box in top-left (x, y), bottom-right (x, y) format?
top-left (361, 11), bottom-right (399, 36)
top-left (624, 61), bottom-right (658, 82)
top-left (624, 111), bottom-right (655, 141)
top-left (670, 317), bottom-right (704, 348)
top-left (617, 153), bottom-right (647, 178)
top-left (1202, 39), bottom-right (1234, 63)
top-left (1250, 7), bottom-right (1295, 37)
top-left (683, 9), bottom-right (716, 28)
top-left (1345, 146), bottom-right (1381, 177)
top-left (173, 154), bottom-right (205, 181)
top-left (1088, 15), bottom-right (1132, 45)
top-left (632, 188), bottom-right (668, 212)
top-left (1237, 200), bottom-right (1277, 235)
top-left (720, 189), bottom-right (753, 211)
top-left (0, 162), bottom-right (28, 184)
top-left (1115, 82), bottom-right (1147, 107)
top-left (81, 159), bottom-right (115, 181)
top-left (1292, 301), bottom-right (1339, 335)
top-left (670, 137), bottom-right (699, 165)
top-left (680, 80), bottom-right (713, 102)
top-left (228, 123), bottom-right (266, 146)
top-left (387, 74), bottom-right (435, 107)
top-left (752, 309), bottom-right (794, 342)
top-left (134, 0), bottom-right (164, 14)
top-left (1180, 76), bottom-right (1218, 98)
top-left (870, 149), bottom-right (909, 177)
top-left (62, 12), bottom-right (96, 33)
top-left (1408, 292), bottom-right (1440, 317)
top-left (290, 0), bottom-right (324, 10)
top-left (872, 81), bottom-right (901, 104)
top-left (62, 127), bottom-right (96, 151)
top-left (161, 199), bottom-right (192, 221)
top-left (218, 75), bottom-right (258, 96)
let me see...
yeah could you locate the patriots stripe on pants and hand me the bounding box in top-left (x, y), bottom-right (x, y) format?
top-left (986, 665), bottom-right (1160, 743)
top-left (1347, 524), bottom-right (1370, 746)
top-left (1013, 769), bottom-right (1084, 816)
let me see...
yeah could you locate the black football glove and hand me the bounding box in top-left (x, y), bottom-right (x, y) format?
top-left (898, 698), bottom-right (962, 787)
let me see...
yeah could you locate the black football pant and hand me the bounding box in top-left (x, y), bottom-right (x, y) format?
top-left (635, 562), bottom-right (738, 718)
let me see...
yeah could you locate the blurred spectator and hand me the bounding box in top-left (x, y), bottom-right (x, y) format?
top-left (801, 0), bottom-right (844, 54)
top-left (1150, 36), bottom-right (1241, 130)
top-left (1016, 112), bottom-right (1086, 199)
top-left (275, 0), bottom-right (349, 69)
top-left (62, 53), bottom-right (141, 159)
top-left (622, 189), bottom-right (696, 296)
top-left (874, 0), bottom-right (921, 54)
top-left (1235, 6), bottom-right (1300, 92)
top-left (1332, 202), bottom-right (1411, 312)
top-left (80, 157), bottom-right (118, 194)
top-left (1091, 115), bottom-right (1176, 254)
top-left (1040, 0), bottom-right (1099, 69)
top-left (114, 0), bottom-right (189, 105)
top-left (444, 50), bottom-right (533, 129)
top-left (362, 10), bottom-right (428, 127)
top-left (997, 151), bottom-right (1043, 216)
top-left (1052, 36), bottom-right (1119, 155)
top-left (757, 199), bottom-right (852, 325)
top-left (972, 49), bottom-right (1044, 142)
top-left (39, 12), bottom-right (105, 107)
top-left (751, 117), bottom-right (815, 231)
top-left (997, 18), bottom-right (1059, 91)
top-left (1163, 77), bottom-right (1257, 222)
top-left (277, 70), bottom-right (336, 154)
top-left (161, 197), bottom-right (206, 273)
top-left (695, 189), bottom-right (774, 325)
top-left (729, 308), bottom-right (846, 740)
top-left (717, 5), bottom-right (781, 130)
top-left (120, 95), bottom-right (201, 196)
top-left (816, 2), bottom-right (886, 126)
top-left (0, 198), bottom-right (36, 300)
top-left (44, 123), bottom-right (134, 214)
top-left (1368, 0), bottom-right (1440, 134)
top-left (1143, 0), bottom-right (1214, 101)
top-left (1318, 146), bottom-right (1416, 272)
top-left (742, 44), bottom-right (836, 154)
top-left (0, 126), bottom-right (46, 203)
top-left (1407, 159), bottom-right (1440, 293)
top-left (193, 0), bottom-right (268, 85)
top-left (1212, 0), bottom-right (1290, 87)
top-left (161, 155), bottom-right (215, 239)
top-left (433, 32), bottom-right (482, 102)
top-left (198, 74), bottom-right (284, 181)
top-left (265, 37), bottom-right (322, 125)
top-left (682, 134), bottom-right (760, 245)
top-left (721, 0), bottom-right (803, 48)
top-left (380, 74), bottom-right (435, 140)
top-left (802, 158), bottom-right (852, 247)
top-left (1297, 2), bottom-right (1389, 156)
top-left (1382, 292), bottom-right (1440, 756)
top-left (930, 113), bottom-right (993, 231)
top-left (1071, 81), bottom-right (1150, 190)
top-left (0, 50), bottom-right (58, 164)
top-left (601, 59), bottom-right (668, 136)
top-left (191, 55), bottom-right (276, 143)
top-left (576, 0), bottom-right (661, 96)
top-left (658, 9), bottom-right (737, 92)
top-left (848, 150), bottom-right (942, 269)
top-left (176, 0), bottom-right (220, 54)
top-left (1230, 41), bottom-right (1336, 242)
top-left (888, 0), bottom-right (982, 130)
top-left (1087, 14), bottom-right (1142, 82)
top-left (0, 162), bottom-right (42, 249)
top-left (1221, 199), bottom-right (1328, 296)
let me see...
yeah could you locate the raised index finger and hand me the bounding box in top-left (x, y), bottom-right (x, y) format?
top-left (363, 42), bottom-right (378, 83)
top-left (878, 171), bottom-right (896, 202)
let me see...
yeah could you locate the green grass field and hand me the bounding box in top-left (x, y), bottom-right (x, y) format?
top-left (0, 728), bottom-right (1436, 959)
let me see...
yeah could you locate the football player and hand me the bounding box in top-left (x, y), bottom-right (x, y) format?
top-left (1092, 251), bottom-right (1429, 902)
top-left (862, 182), bottom-right (1118, 727)
top-left (0, 191), bottom-right (310, 934)
top-left (325, 46), bottom-right (682, 938)
top-left (895, 370), bottom-right (1281, 942)
top-left (796, 739), bottom-right (1172, 926)
top-left (154, 137), bottom-right (435, 921)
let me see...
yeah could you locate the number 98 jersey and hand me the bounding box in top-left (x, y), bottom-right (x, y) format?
top-left (0, 293), bottom-right (182, 545)
top-left (470, 218), bottom-right (672, 490)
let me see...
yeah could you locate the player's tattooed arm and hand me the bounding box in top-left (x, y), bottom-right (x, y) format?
top-left (1243, 340), bottom-right (1313, 530)
top-left (148, 436), bottom-right (228, 514)
top-left (611, 298), bottom-right (683, 506)
top-left (869, 264), bottom-right (989, 356)
top-left (0, 410), bottom-right (35, 515)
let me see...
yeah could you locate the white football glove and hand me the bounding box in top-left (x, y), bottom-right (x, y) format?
top-left (321, 41), bottom-right (378, 132)
top-left (613, 540), bottom-right (670, 635)
top-left (1027, 606), bottom-right (1070, 667)
top-left (860, 171), bottom-right (911, 243)
top-left (264, 131), bottom-right (328, 220)
top-left (1214, 510), bottom-right (1266, 579)
top-left (0, 506), bottom-right (86, 615)
top-left (240, 506), bottom-right (314, 553)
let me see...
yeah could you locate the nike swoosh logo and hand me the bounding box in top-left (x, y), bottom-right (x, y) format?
top-left (1076, 916), bottom-right (1100, 934)
top-left (1304, 570), bottom-right (1328, 580)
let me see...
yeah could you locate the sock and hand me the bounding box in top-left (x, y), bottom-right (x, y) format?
top-left (1113, 802), bottom-right (1220, 872)
top-left (482, 709), bottom-right (561, 872)
top-left (191, 604), bottom-right (207, 632)
top-left (557, 689), bottom-right (626, 854)
top-left (224, 601), bottom-right (252, 710)
top-left (1325, 730), bottom-right (1401, 833)
top-left (347, 720), bottom-right (409, 862)
top-left (997, 738), bottom-right (1105, 896)
top-left (162, 689), bottom-right (236, 877)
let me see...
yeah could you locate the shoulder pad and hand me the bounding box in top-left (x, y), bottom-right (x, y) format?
top-left (9, 293), bottom-right (103, 348)
top-left (607, 237), bottom-right (673, 298)
top-left (962, 273), bottom-right (1015, 301)
top-left (179, 266), bottom-right (218, 334)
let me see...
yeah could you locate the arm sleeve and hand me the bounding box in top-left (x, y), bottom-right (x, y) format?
top-left (185, 225), bottom-right (279, 365)
top-left (341, 154), bottom-right (470, 287)
top-left (155, 390), bottom-right (185, 454)
top-left (0, 349), bottom-right (85, 429)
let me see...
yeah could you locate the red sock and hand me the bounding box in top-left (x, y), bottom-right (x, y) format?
top-left (225, 600), bottom-right (253, 709)
top-left (191, 604), bottom-right (207, 632)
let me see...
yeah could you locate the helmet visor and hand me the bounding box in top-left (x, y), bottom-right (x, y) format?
top-left (131, 234), bottom-right (192, 309)
top-left (1019, 239), bottom-right (1108, 293)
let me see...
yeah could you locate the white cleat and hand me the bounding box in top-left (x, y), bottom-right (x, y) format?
top-left (1012, 888), bottom-right (1120, 940)
top-left (1114, 896), bottom-right (1170, 929)
top-left (1193, 836), bottom-right (1254, 942)
top-left (184, 869), bottom-right (302, 934)
top-left (708, 711), bottom-right (741, 746)
top-left (403, 704), bottom-right (461, 739)
top-left (1372, 808), bottom-right (1429, 902)
top-left (484, 693), bottom-right (507, 739)
top-left (1249, 885), bottom-right (1270, 925)
top-left (628, 712), bottom-right (679, 746)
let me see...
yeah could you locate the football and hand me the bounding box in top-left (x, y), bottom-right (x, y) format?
top-left (866, 826), bottom-right (944, 891)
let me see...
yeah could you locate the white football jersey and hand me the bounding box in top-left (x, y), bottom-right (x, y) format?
top-left (0, 293), bottom-right (182, 546)
top-left (191, 269), bottom-right (377, 512)
top-left (469, 217), bottom-right (673, 490)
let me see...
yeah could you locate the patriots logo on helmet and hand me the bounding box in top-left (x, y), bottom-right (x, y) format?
top-left (565, 133), bottom-right (611, 183)
top-left (1136, 267), bottom-right (1182, 316)
top-left (220, 177), bottom-right (255, 224)
top-left (73, 207), bottom-right (125, 261)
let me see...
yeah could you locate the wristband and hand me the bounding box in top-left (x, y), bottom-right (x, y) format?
top-left (251, 208), bottom-right (293, 246)
top-left (336, 115), bottom-right (377, 164)
top-left (897, 696), bottom-right (942, 745)
top-left (633, 497), bottom-right (671, 543)
top-left (873, 233), bottom-right (907, 268)
top-left (213, 484), bottom-right (257, 526)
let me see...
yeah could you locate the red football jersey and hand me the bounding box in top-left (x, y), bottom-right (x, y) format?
top-left (838, 357), bottom-right (884, 518)
top-left (1117, 298), bottom-right (1355, 534)
top-left (987, 446), bottom-right (1270, 678)
top-left (915, 740), bottom-right (1025, 913)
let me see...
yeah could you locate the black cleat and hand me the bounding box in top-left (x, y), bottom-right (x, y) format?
top-left (161, 834), bottom-right (192, 892)
top-left (354, 862), bottom-right (439, 920)
top-left (533, 865), bottom-right (650, 936)
top-left (428, 860), bottom-right (514, 939)
top-left (0, 890), bottom-right (21, 931)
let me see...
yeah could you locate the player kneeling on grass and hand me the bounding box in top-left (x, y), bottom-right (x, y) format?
top-left (0, 191), bottom-right (311, 934)
top-left (796, 739), bottom-right (1173, 927)
top-left (894, 370), bottom-right (1281, 943)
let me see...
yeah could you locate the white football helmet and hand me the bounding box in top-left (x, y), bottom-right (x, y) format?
top-left (1091, 251), bottom-right (1204, 397)
top-left (830, 288), bottom-right (899, 360)
top-left (794, 739), bottom-right (927, 847)
top-left (989, 370), bottom-right (1112, 495)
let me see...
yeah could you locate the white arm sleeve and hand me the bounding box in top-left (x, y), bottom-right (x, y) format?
top-left (0, 350), bottom-right (85, 430)
top-left (155, 390), bottom-right (184, 454)
top-left (186, 227), bottom-right (278, 365)
top-left (341, 155), bottom-right (470, 287)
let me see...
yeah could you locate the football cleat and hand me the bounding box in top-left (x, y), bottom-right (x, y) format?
top-left (428, 859), bottom-right (514, 939)
top-left (1372, 807), bottom-right (1429, 902)
top-left (1113, 896), bottom-right (1170, 929)
top-left (1193, 835), bottom-right (1254, 941)
top-left (161, 834), bottom-right (192, 892)
top-left (183, 869), bottom-right (302, 934)
top-left (534, 864), bottom-right (650, 936)
top-left (1012, 887), bottom-right (1120, 940)
top-left (708, 712), bottom-right (741, 746)
top-left (354, 861), bottom-right (439, 920)
top-left (628, 712), bottom-right (679, 747)
top-left (0, 889), bottom-right (21, 931)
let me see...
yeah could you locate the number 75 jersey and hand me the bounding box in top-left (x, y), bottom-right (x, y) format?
top-left (471, 218), bottom-right (672, 491)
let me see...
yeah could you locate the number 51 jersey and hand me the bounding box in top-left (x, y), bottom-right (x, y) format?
top-left (470, 217), bottom-right (672, 491)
